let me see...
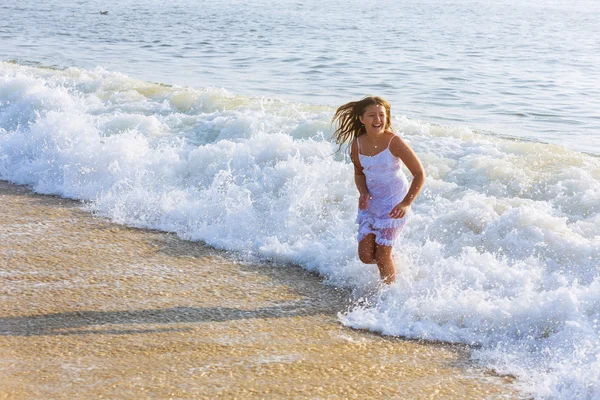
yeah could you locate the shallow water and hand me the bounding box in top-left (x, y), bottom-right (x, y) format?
top-left (2, 181), bottom-right (520, 399)
top-left (1, 1), bottom-right (600, 398)
top-left (1, 63), bottom-right (599, 398)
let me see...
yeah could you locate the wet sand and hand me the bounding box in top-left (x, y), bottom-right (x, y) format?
top-left (0, 180), bottom-right (519, 399)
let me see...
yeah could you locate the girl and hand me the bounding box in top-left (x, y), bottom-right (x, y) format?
top-left (332, 96), bottom-right (425, 284)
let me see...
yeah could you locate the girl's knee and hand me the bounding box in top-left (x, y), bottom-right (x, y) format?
top-left (358, 251), bottom-right (376, 264)
top-left (358, 234), bottom-right (377, 264)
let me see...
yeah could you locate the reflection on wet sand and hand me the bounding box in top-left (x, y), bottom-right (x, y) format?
top-left (0, 181), bottom-right (518, 399)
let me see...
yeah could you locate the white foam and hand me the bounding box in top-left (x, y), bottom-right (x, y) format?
top-left (1, 62), bottom-right (600, 399)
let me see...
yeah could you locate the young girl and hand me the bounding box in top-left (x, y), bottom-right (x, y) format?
top-left (332, 96), bottom-right (425, 284)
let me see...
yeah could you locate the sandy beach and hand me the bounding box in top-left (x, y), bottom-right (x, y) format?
top-left (0, 180), bottom-right (518, 399)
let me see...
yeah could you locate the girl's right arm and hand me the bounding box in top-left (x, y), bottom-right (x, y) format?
top-left (351, 138), bottom-right (370, 210)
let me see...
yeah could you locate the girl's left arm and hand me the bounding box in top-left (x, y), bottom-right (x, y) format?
top-left (389, 135), bottom-right (426, 218)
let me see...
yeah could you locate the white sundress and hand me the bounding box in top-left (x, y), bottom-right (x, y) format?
top-left (356, 135), bottom-right (410, 246)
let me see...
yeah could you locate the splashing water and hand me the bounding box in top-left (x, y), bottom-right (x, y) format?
top-left (1, 62), bottom-right (599, 399)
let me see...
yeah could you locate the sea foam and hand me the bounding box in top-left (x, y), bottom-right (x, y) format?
top-left (1, 62), bottom-right (599, 399)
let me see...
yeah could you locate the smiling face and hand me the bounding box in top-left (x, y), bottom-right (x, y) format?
top-left (359, 104), bottom-right (388, 136)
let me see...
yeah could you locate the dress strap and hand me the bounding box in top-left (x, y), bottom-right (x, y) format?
top-left (387, 134), bottom-right (396, 149)
top-left (353, 136), bottom-right (364, 169)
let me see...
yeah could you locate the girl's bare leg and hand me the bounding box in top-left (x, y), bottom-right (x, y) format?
top-left (375, 245), bottom-right (396, 284)
top-left (359, 234), bottom-right (396, 283)
top-left (358, 233), bottom-right (377, 264)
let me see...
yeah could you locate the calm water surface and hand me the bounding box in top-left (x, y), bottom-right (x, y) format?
top-left (2, 0), bottom-right (599, 152)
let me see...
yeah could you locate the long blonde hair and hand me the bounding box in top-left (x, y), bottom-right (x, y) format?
top-left (331, 96), bottom-right (393, 152)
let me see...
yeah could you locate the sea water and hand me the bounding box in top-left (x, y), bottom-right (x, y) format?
top-left (2, 0), bottom-right (600, 154)
top-left (1, 0), bottom-right (600, 398)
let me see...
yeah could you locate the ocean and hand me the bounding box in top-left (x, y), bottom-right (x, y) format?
top-left (1, 0), bottom-right (599, 398)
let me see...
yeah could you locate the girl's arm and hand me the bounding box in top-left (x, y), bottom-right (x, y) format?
top-left (389, 135), bottom-right (426, 217)
top-left (351, 138), bottom-right (370, 210)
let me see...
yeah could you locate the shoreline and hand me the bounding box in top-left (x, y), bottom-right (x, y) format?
top-left (0, 180), bottom-right (519, 399)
